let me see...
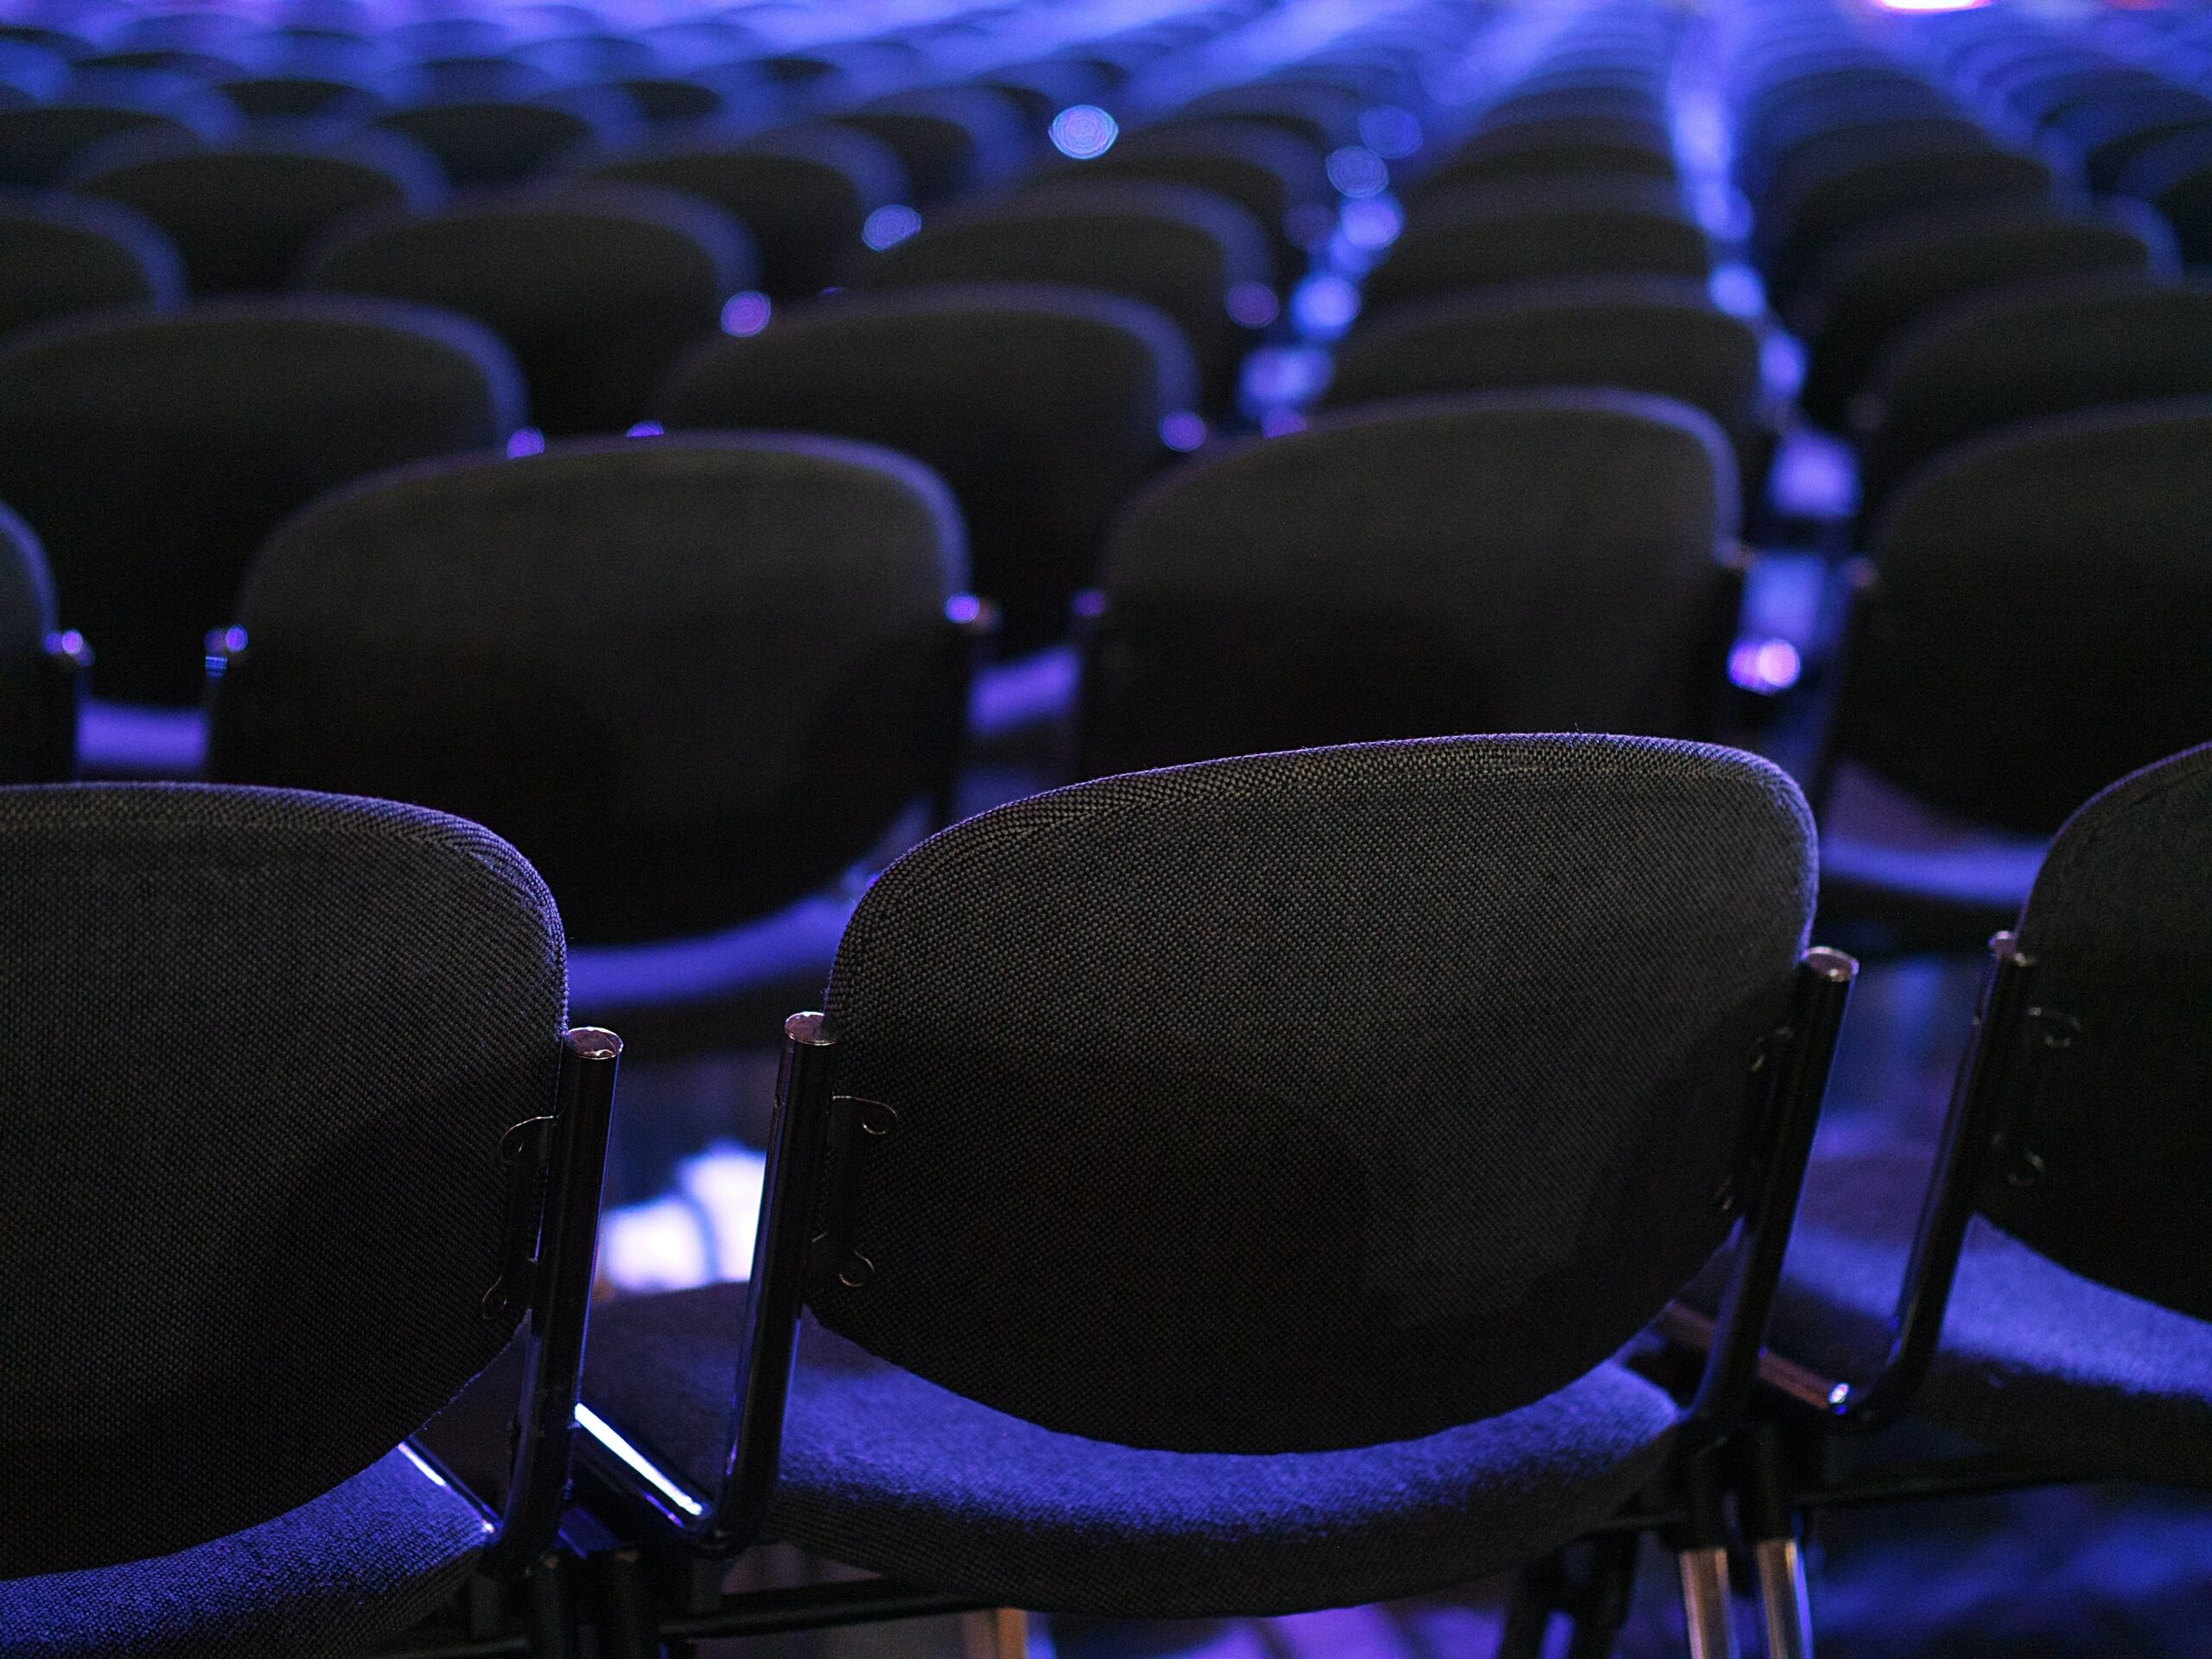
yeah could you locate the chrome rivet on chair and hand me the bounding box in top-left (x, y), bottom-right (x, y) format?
top-left (839, 1252), bottom-right (874, 1288)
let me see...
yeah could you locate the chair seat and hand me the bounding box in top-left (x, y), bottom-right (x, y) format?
top-left (1816, 764), bottom-right (2047, 954)
top-left (0, 1446), bottom-right (492, 1658)
top-left (1766, 1141), bottom-right (2212, 1481)
top-left (582, 1281), bottom-right (1683, 1618)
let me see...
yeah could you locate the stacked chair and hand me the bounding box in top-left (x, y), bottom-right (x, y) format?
top-left (3, 0), bottom-right (2210, 1654)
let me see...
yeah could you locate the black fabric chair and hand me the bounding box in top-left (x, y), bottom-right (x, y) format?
top-left (1323, 276), bottom-right (1768, 486)
top-left (1365, 180), bottom-right (1710, 318)
top-left (830, 86), bottom-right (1032, 204)
top-left (660, 284), bottom-right (1196, 656)
top-left (1413, 113), bottom-right (1679, 194)
top-left (1852, 273), bottom-right (2212, 530)
top-left (0, 782), bottom-right (616, 1656)
top-left (0, 93), bottom-right (235, 189)
top-left (0, 502), bottom-right (81, 784)
top-left (2047, 85), bottom-right (2212, 192)
top-left (214, 71), bottom-right (391, 123)
top-left (0, 296), bottom-right (524, 705)
top-left (1033, 117), bottom-right (1328, 286)
top-left (371, 88), bottom-right (643, 186)
top-left (1757, 741), bottom-right (2212, 1498)
top-left (68, 130), bottom-right (443, 293)
top-left (573, 733), bottom-right (1849, 1642)
top-left (2120, 126), bottom-right (2212, 267)
top-left (573, 123), bottom-right (907, 302)
top-left (849, 179), bottom-right (1272, 414)
top-left (1815, 400), bottom-right (2212, 950)
top-left (1077, 391), bottom-right (1745, 778)
top-left (0, 188), bottom-right (181, 334)
top-left (1792, 200), bottom-right (2173, 431)
top-left (207, 432), bottom-right (971, 1051)
top-left (301, 181), bottom-right (753, 435)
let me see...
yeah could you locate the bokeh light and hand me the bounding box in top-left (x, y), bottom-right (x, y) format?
top-left (1049, 103), bottom-right (1118, 160)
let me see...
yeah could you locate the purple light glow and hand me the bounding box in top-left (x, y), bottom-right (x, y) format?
top-left (1226, 280), bottom-right (1280, 328)
top-left (720, 290), bottom-right (772, 335)
top-left (1326, 145), bottom-right (1389, 200)
top-left (1049, 103), bottom-right (1117, 160)
top-left (1338, 196), bottom-right (1402, 252)
top-left (626, 421), bottom-right (664, 437)
top-left (862, 204), bottom-right (921, 251)
top-left (1261, 409), bottom-right (1307, 437)
top-left (505, 427), bottom-right (545, 459)
top-left (1358, 105), bottom-right (1422, 159)
top-left (1728, 637), bottom-right (1802, 694)
top-left (1160, 410), bottom-right (1207, 452)
top-left (1291, 273), bottom-right (1360, 339)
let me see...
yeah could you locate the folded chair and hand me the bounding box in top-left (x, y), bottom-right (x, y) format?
top-left (0, 187), bottom-right (181, 334)
top-left (659, 283), bottom-right (1196, 655)
top-left (1707, 741), bottom-right (2212, 1657)
top-left (0, 783), bottom-right (616, 1656)
top-left (569, 734), bottom-right (1853, 1656)
top-left (1078, 390), bottom-right (1747, 777)
top-left (207, 432), bottom-right (974, 1055)
top-left (0, 296), bottom-right (523, 708)
top-left (0, 503), bottom-right (83, 783)
top-left (1813, 399), bottom-right (2212, 952)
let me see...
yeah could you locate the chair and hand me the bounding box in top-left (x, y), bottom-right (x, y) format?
top-left (0, 502), bottom-right (83, 783)
top-left (206, 432), bottom-right (974, 1052)
top-left (1815, 400), bottom-right (2212, 950)
top-left (1738, 742), bottom-right (2212, 1637)
top-left (568, 732), bottom-right (1850, 1655)
top-left (1792, 200), bottom-right (2173, 431)
top-left (301, 182), bottom-right (753, 436)
top-left (0, 296), bottom-right (524, 706)
top-left (573, 123), bottom-right (907, 302)
top-left (1412, 114), bottom-right (1679, 194)
top-left (2045, 85), bottom-right (2212, 192)
top-left (849, 179), bottom-right (1272, 415)
top-left (0, 782), bottom-right (616, 1656)
top-left (1077, 391), bottom-right (1745, 778)
top-left (371, 88), bottom-right (643, 186)
top-left (831, 86), bottom-right (1032, 204)
top-left (661, 285), bottom-right (1196, 657)
top-left (0, 188), bottom-right (182, 334)
top-left (0, 90), bottom-right (237, 189)
top-left (1322, 276), bottom-right (1769, 493)
top-left (68, 130), bottom-right (442, 293)
top-left (1365, 180), bottom-right (1709, 318)
top-left (2119, 126), bottom-right (2212, 267)
top-left (214, 72), bottom-right (391, 123)
top-left (1852, 274), bottom-right (2212, 529)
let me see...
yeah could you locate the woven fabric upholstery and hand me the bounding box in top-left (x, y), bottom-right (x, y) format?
top-left (0, 784), bottom-right (564, 1575)
top-left (0, 296), bottom-right (522, 705)
top-left (583, 1285), bottom-right (1682, 1616)
top-left (1035, 118), bottom-right (1328, 283)
top-left (660, 284), bottom-right (1192, 653)
top-left (1367, 180), bottom-right (1709, 316)
top-left (575, 124), bottom-right (909, 301)
top-left (1414, 116), bottom-right (1679, 194)
top-left (1854, 275), bottom-right (2212, 524)
top-left (0, 188), bottom-right (181, 334)
top-left (1794, 201), bottom-right (2170, 429)
top-left (209, 434), bottom-right (963, 947)
top-left (1764, 1143), bottom-right (2212, 1484)
top-left (836, 86), bottom-right (1032, 203)
top-left (849, 179), bottom-right (1270, 410)
top-left (1756, 138), bottom-right (2051, 308)
top-left (70, 131), bottom-right (442, 294)
top-left (302, 182), bottom-right (753, 435)
top-left (2124, 130), bottom-right (2212, 267)
top-left (1325, 277), bottom-right (1761, 448)
top-left (1840, 400), bottom-right (2212, 835)
top-left (0, 1447), bottom-right (493, 1657)
top-left (804, 734), bottom-right (1815, 1452)
top-left (0, 105), bottom-right (210, 189)
top-left (0, 503), bottom-right (58, 785)
top-left (368, 91), bottom-right (639, 186)
top-left (1970, 745), bottom-right (2212, 1319)
top-left (1082, 391), bottom-right (1737, 775)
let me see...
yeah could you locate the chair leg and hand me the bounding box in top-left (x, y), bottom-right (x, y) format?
top-left (520, 1551), bottom-right (581, 1659)
top-left (963, 1608), bottom-right (1029, 1659)
top-left (1494, 1558), bottom-right (1557, 1659)
top-left (1562, 1533), bottom-right (1641, 1659)
top-left (1672, 1445), bottom-right (1738, 1659)
top-left (1739, 1425), bottom-right (1815, 1659)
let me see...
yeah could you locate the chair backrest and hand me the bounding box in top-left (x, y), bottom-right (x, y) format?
top-left (215, 72), bottom-right (391, 122)
top-left (661, 284), bottom-right (1194, 654)
top-left (1324, 276), bottom-right (1763, 452)
top-left (849, 179), bottom-right (1271, 411)
top-left (574, 122), bottom-right (908, 301)
top-left (302, 181), bottom-right (753, 435)
top-left (2121, 126), bottom-right (2212, 267)
top-left (833, 86), bottom-right (1032, 203)
top-left (1080, 390), bottom-right (1738, 775)
top-left (0, 782), bottom-right (564, 1575)
top-left (1855, 274), bottom-right (2212, 524)
top-left (0, 296), bottom-right (523, 704)
top-left (0, 99), bottom-right (226, 188)
top-left (208, 434), bottom-right (965, 946)
top-left (371, 89), bottom-right (641, 186)
top-left (69, 130), bottom-right (443, 293)
top-left (1367, 180), bottom-right (1710, 317)
top-left (0, 188), bottom-right (182, 334)
top-left (1979, 743), bottom-right (2212, 1321)
top-left (1796, 200), bottom-right (2171, 429)
top-left (1415, 114), bottom-right (1679, 194)
top-left (807, 734), bottom-right (1816, 1451)
top-left (0, 502), bottom-right (66, 784)
top-left (1839, 399), bottom-right (2212, 835)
